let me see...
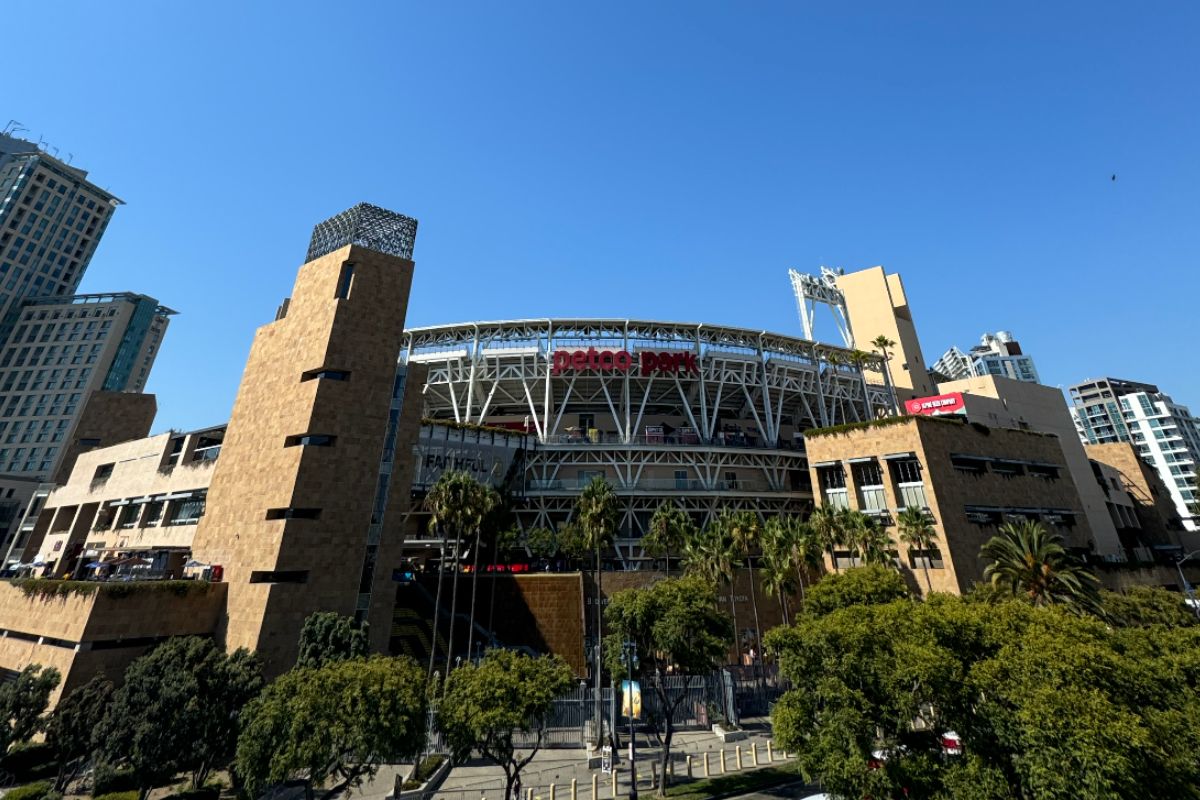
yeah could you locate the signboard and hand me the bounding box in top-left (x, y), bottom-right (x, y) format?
top-left (620, 680), bottom-right (642, 719)
top-left (904, 392), bottom-right (966, 417)
top-left (551, 348), bottom-right (699, 376)
top-left (412, 425), bottom-right (527, 490)
top-left (601, 745), bottom-right (612, 774)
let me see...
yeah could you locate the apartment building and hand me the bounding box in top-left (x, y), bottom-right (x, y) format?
top-left (933, 331), bottom-right (1040, 384)
top-left (1070, 378), bottom-right (1200, 531)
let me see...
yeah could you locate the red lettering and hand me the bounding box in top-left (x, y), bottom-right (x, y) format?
top-left (552, 351), bottom-right (570, 374)
top-left (641, 352), bottom-right (658, 376)
top-left (600, 350), bottom-right (614, 371)
top-left (682, 353), bottom-right (698, 372)
top-left (571, 350), bottom-right (587, 370)
top-left (615, 351), bottom-right (632, 371)
top-left (587, 347), bottom-right (600, 370)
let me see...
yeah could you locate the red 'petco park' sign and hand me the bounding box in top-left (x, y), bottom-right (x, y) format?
top-left (551, 348), bottom-right (699, 376)
top-left (905, 392), bottom-right (966, 416)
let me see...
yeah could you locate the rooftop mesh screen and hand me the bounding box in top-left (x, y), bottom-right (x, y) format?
top-left (306, 203), bottom-right (419, 262)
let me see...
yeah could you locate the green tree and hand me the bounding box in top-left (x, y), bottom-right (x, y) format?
top-left (1100, 585), bottom-right (1197, 628)
top-left (643, 502), bottom-right (694, 575)
top-left (760, 518), bottom-right (798, 624)
top-left (604, 576), bottom-right (732, 796)
top-left (767, 595), bottom-right (1200, 800)
top-left (897, 506), bottom-right (938, 594)
top-left (803, 564), bottom-right (909, 616)
top-left (524, 526), bottom-right (559, 561)
top-left (981, 520), bottom-right (1102, 613)
top-left (569, 477), bottom-right (619, 728)
top-left (843, 510), bottom-right (892, 567)
top-left (98, 637), bottom-right (263, 800)
top-left (724, 510), bottom-right (765, 658)
top-left (425, 470), bottom-right (498, 681)
top-left (46, 674), bottom-right (113, 791)
top-left (237, 656), bottom-right (427, 800)
top-left (870, 335), bottom-right (899, 413)
top-left (846, 349), bottom-right (875, 414)
top-left (297, 611), bottom-right (369, 668)
top-left (437, 650), bottom-right (574, 800)
top-left (682, 520), bottom-right (741, 659)
top-left (0, 664), bottom-right (60, 754)
top-left (808, 504), bottom-right (845, 573)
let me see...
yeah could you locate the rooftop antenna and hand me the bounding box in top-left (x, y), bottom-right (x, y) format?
top-left (3, 121), bottom-right (27, 136)
top-left (788, 267), bottom-right (855, 348)
top-left (65, 153), bottom-right (73, 164)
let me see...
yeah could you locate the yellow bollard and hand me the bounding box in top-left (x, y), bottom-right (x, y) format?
top-left (610, 767), bottom-right (618, 800)
top-left (527, 791), bottom-right (534, 800)
top-left (591, 773), bottom-right (598, 800)
top-left (720, 749), bottom-right (727, 774)
top-left (766, 741), bottom-right (774, 762)
top-left (736, 745), bottom-right (743, 770)
top-left (550, 784), bottom-right (556, 800)
top-left (703, 751), bottom-right (710, 778)
top-left (571, 778), bottom-right (577, 800)
top-left (686, 755), bottom-right (693, 779)
top-left (751, 742), bottom-right (758, 766)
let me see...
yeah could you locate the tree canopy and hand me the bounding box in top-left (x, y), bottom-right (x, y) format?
top-left (802, 564), bottom-right (909, 616)
top-left (46, 674), bottom-right (113, 791)
top-left (604, 576), bottom-right (732, 796)
top-left (766, 594), bottom-right (1200, 800)
top-left (0, 664), bottom-right (59, 756)
top-left (437, 649), bottom-right (574, 800)
top-left (97, 637), bottom-right (262, 799)
top-left (296, 611), bottom-right (370, 668)
top-left (980, 520), bottom-right (1101, 613)
top-left (237, 655), bottom-right (427, 800)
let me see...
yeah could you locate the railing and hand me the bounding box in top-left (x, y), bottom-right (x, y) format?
top-left (527, 477), bottom-right (788, 493)
top-left (539, 433), bottom-right (804, 452)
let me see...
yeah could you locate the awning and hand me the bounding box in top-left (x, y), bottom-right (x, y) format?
top-left (882, 452), bottom-right (917, 460)
top-left (158, 491), bottom-right (195, 501)
top-left (108, 499), bottom-right (131, 507)
top-left (810, 460), bottom-right (839, 468)
top-left (846, 456), bottom-right (876, 464)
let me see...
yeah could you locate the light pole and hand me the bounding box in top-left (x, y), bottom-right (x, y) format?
top-left (622, 640), bottom-right (638, 800)
top-left (1175, 549), bottom-right (1200, 620)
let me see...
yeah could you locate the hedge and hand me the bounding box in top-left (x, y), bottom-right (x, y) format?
top-left (11, 579), bottom-right (212, 600)
top-left (94, 792), bottom-right (140, 800)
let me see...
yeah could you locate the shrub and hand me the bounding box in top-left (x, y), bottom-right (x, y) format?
top-left (92, 766), bottom-right (138, 796)
top-left (12, 579), bottom-right (212, 600)
top-left (1, 742), bottom-right (57, 781)
top-left (93, 792), bottom-right (140, 800)
top-left (412, 754), bottom-right (445, 783)
top-left (4, 780), bottom-right (52, 800)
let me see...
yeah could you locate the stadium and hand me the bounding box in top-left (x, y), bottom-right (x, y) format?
top-left (402, 318), bottom-right (895, 565)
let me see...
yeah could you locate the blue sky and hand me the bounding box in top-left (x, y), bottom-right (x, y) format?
top-left (7, 2), bottom-right (1199, 431)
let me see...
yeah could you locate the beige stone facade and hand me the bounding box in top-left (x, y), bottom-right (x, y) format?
top-left (938, 375), bottom-right (1122, 554)
top-left (191, 239), bottom-right (421, 675)
top-left (806, 415), bottom-right (1091, 595)
top-left (836, 266), bottom-right (936, 401)
top-left (1086, 441), bottom-right (1200, 553)
top-left (21, 425), bottom-right (221, 575)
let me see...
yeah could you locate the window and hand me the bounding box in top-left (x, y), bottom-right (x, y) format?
top-left (265, 507), bottom-right (322, 520)
top-left (169, 497), bottom-right (206, 525)
top-left (284, 434), bottom-right (337, 448)
top-left (92, 463), bottom-right (114, 482)
top-left (335, 262), bottom-right (355, 299)
top-left (950, 455), bottom-right (988, 475)
top-left (301, 368), bottom-right (350, 382)
top-left (249, 570), bottom-right (309, 584)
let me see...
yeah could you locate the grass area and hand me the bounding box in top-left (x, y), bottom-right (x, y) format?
top-left (665, 761), bottom-right (805, 800)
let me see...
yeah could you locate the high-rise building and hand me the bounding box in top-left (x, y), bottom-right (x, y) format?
top-left (0, 292), bottom-right (172, 480)
top-left (933, 331), bottom-right (1039, 384)
top-left (0, 133), bottom-right (122, 328)
top-left (1070, 377), bottom-right (1200, 531)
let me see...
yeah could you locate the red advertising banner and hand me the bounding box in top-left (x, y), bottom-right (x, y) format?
top-left (904, 392), bottom-right (966, 416)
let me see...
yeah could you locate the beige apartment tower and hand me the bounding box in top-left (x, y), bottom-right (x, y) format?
top-left (191, 204), bottom-right (424, 675)
top-left (837, 266), bottom-right (936, 401)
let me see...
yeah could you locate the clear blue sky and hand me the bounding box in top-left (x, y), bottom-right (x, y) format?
top-left (7, 2), bottom-right (1199, 431)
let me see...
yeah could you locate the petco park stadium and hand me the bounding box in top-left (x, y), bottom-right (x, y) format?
top-left (402, 318), bottom-right (895, 564)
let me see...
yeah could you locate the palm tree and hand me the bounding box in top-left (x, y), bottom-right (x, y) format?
top-left (981, 520), bottom-right (1102, 612)
top-left (841, 509), bottom-right (890, 566)
top-left (725, 510), bottom-right (765, 663)
top-left (870, 334), bottom-right (900, 414)
top-left (682, 520), bottom-right (741, 661)
top-left (643, 502), bottom-right (695, 574)
top-left (897, 506), bottom-right (937, 594)
top-left (760, 517), bottom-right (798, 623)
top-left (424, 470), bottom-right (496, 683)
top-left (808, 504), bottom-right (846, 573)
top-left (573, 477), bottom-right (619, 734)
top-left (847, 349), bottom-right (875, 419)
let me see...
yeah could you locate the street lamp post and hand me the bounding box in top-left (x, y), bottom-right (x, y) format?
top-left (1175, 550), bottom-right (1200, 620)
top-left (623, 640), bottom-right (638, 800)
